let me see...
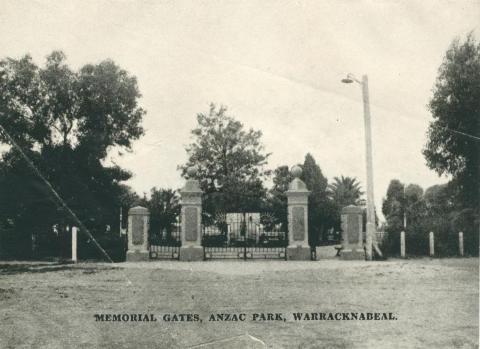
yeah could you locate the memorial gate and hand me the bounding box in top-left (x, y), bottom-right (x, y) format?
top-left (126, 165), bottom-right (364, 261)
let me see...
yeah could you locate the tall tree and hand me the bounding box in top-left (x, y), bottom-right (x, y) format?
top-left (404, 184), bottom-right (426, 229)
top-left (301, 154), bottom-right (335, 244)
top-left (0, 51), bottom-right (145, 257)
top-left (423, 184), bottom-right (456, 217)
top-left (382, 181), bottom-right (426, 231)
top-left (266, 165), bottom-right (292, 230)
top-left (180, 104), bottom-right (270, 216)
top-left (382, 179), bottom-right (405, 232)
top-left (267, 157), bottom-right (340, 243)
top-left (302, 154), bottom-right (328, 198)
top-left (381, 180), bottom-right (478, 256)
top-left (423, 33), bottom-right (480, 211)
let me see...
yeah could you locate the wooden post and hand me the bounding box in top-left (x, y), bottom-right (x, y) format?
top-left (429, 231), bottom-right (434, 257)
top-left (72, 226), bottom-right (78, 263)
top-left (458, 232), bottom-right (464, 257)
top-left (400, 231), bottom-right (405, 258)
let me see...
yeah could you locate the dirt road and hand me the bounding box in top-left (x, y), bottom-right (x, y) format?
top-left (0, 258), bottom-right (478, 348)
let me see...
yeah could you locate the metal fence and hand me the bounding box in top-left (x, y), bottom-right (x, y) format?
top-left (202, 212), bottom-right (287, 260)
top-left (149, 221), bottom-right (181, 260)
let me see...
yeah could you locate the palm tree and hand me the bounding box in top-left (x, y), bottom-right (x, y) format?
top-left (327, 176), bottom-right (364, 208)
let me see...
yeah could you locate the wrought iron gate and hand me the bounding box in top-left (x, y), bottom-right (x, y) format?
top-left (149, 220), bottom-right (181, 260)
top-left (202, 212), bottom-right (287, 260)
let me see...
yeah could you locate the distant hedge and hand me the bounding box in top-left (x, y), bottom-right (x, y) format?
top-left (380, 228), bottom-right (478, 257)
top-left (0, 228), bottom-right (127, 262)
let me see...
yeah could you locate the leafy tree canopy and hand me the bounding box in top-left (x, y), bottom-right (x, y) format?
top-left (382, 179), bottom-right (427, 232)
top-left (381, 179), bottom-right (478, 256)
top-left (0, 51), bottom-right (145, 254)
top-left (0, 51), bottom-right (145, 157)
top-left (423, 33), bottom-right (480, 209)
top-left (180, 104), bottom-right (270, 215)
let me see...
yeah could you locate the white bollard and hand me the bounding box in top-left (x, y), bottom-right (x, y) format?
top-left (400, 231), bottom-right (406, 258)
top-left (459, 232), bottom-right (464, 257)
top-left (429, 231), bottom-right (434, 257)
top-left (72, 226), bottom-right (78, 262)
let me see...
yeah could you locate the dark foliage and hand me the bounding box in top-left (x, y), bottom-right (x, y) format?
top-left (423, 33), bottom-right (480, 212)
top-left (0, 51), bottom-right (144, 259)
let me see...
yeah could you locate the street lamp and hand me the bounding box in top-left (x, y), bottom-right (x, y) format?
top-left (341, 73), bottom-right (361, 84)
top-left (341, 73), bottom-right (377, 261)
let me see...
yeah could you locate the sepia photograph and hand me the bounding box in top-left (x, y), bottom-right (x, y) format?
top-left (0, 1), bottom-right (478, 348)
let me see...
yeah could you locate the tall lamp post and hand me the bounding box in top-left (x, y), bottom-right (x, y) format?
top-left (341, 73), bottom-right (376, 261)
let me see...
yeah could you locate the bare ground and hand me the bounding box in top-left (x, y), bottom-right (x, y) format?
top-left (0, 258), bottom-right (478, 349)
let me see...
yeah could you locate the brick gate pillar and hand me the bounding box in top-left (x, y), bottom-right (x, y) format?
top-left (340, 205), bottom-right (365, 260)
top-left (126, 206), bottom-right (150, 261)
top-left (179, 166), bottom-right (204, 261)
top-left (286, 165), bottom-right (311, 260)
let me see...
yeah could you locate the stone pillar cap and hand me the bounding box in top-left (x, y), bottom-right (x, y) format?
top-left (341, 205), bottom-right (363, 214)
top-left (286, 165), bottom-right (309, 192)
top-left (181, 179), bottom-right (202, 193)
top-left (287, 178), bottom-right (309, 192)
top-left (128, 206), bottom-right (149, 214)
top-left (181, 166), bottom-right (203, 193)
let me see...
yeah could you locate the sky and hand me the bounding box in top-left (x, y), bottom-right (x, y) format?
top-left (0, 0), bottom-right (479, 219)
